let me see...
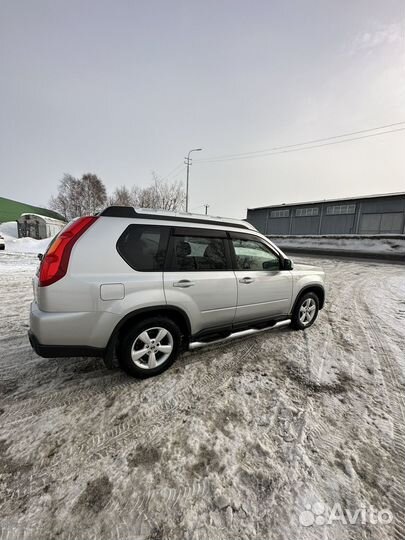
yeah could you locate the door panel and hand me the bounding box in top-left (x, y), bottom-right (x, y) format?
top-left (234, 270), bottom-right (292, 321)
top-left (164, 230), bottom-right (237, 334)
top-left (359, 212), bottom-right (403, 234)
top-left (164, 271), bottom-right (237, 331)
top-left (380, 212), bottom-right (403, 233)
top-left (231, 236), bottom-right (292, 322)
top-left (359, 213), bottom-right (381, 234)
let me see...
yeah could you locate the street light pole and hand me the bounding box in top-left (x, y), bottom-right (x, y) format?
top-left (185, 148), bottom-right (202, 212)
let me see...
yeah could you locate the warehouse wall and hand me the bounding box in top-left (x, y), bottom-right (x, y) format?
top-left (290, 215), bottom-right (319, 235)
top-left (247, 195), bottom-right (405, 236)
top-left (357, 197), bottom-right (405, 234)
top-left (265, 217), bottom-right (289, 235)
top-left (321, 213), bottom-right (356, 234)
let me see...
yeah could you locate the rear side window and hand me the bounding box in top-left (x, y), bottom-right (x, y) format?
top-left (168, 232), bottom-right (229, 271)
top-left (117, 225), bottom-right (170, 271)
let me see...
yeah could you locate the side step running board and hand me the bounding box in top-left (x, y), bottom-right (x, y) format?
top-left (189, 319), bottom-right (291, 350)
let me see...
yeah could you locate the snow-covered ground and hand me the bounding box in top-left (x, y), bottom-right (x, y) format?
top-left (0, 221), bottom-right (52, 254)
top-left (0, 234), bottom-right (51, 254)
top-left (0, 252), bottom-right (404, 539)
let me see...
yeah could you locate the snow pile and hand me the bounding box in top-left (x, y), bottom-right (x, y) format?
top-left (268, 234), bottom-right (405, 258)
top-left (1, 233), bottom-right (51, 254)
top-left (0, 221), bottom-right (53, 254)
top-left (0, 221), bottom-right (18, 238)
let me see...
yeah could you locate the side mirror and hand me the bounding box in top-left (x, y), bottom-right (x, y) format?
top-left (283, 258), bottom-right (293, 270)
top-left (263, 260), bottom-right (279, 270)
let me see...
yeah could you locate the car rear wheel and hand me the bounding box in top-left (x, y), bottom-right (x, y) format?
top-left (291, 292), bottom-right (319, 330)
top-left (119, 317), bottom-right (181, 378)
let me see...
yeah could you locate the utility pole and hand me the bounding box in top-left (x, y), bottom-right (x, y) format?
top-left (204, 204), bottom-right (209, 215)
top-left (185, 148), bottom-right (202, 212)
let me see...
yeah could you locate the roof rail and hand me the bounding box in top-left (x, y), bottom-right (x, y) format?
top-left (99, 206), bottom-right (256, 231)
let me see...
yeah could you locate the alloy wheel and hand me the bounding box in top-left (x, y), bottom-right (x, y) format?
top-left (130, 327), bottom-right (174, 369)
top-left (299, 298), bottom-right (316, 326)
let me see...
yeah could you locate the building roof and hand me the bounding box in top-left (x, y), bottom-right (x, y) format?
top-left (0, 197), bottom-right (66, 223)
top-left (248, 191), bottom-right (405, 211)
top-left (19, 213), bottom-right (66, 225)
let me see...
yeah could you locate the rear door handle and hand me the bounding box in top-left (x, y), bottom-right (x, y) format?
top-left (239, 277), bottom-right (254, 284)
top-left (173, 279), bottom-right (195, 288)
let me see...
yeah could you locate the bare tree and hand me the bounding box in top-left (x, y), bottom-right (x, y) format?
top-left (50, 172), bottom-right (184, 221)
top-left (131, 173), bottom-right (185, 211)
top-left (108, 185), bottom-right (134, 206)
top-left (50, 173), bottom-right (107, 220)
top-left (152, 173), bottom-right (185, 211)
top-left (80, 173), bottom-right (107, 215)
top-left (131, 185), bottom-right (157, 209)
top-left (49, 174), bottom-right (82, 221)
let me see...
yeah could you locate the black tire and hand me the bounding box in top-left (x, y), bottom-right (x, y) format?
top-left (290, 292), bottom-right (319, 330)
top-left (118, 316), bottom-right (181, 378)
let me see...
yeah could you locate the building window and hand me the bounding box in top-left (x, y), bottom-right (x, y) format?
top-left (295, 207), bottom-right (319, 217)
top-left (326, 204), bottom-right (356, 215)
top-left (270, 209), bottom-right (289, 218)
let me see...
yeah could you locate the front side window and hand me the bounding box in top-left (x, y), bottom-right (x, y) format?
top-left (169, 235), bottom-right (228, 271)
top-left (232, 238), bottom-right (280, 271)
top-left (117, 225), bottom-right (169, 271)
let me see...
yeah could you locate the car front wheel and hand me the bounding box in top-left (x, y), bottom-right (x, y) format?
top-left (291, 292), bottom-right (319, 330)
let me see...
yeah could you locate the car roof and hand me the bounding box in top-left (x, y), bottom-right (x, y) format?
top-left (99, 206), bottom-right (257, 232)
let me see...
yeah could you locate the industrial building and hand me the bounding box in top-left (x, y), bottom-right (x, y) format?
top-left (17, 213), bottom-right (65, 239)
top-left (0, 197), bottom-right (66, 240)
top-left (246, 192), bottom-right (405, 236)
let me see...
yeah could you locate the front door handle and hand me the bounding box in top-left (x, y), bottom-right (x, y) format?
top-left (239, 277), bottom-right (254, 284)
top-left (173, 279), bottom-right (195, 288)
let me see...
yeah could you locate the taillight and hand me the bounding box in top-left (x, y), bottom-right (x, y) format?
top-left (38, 216), bottom-right (98, 287)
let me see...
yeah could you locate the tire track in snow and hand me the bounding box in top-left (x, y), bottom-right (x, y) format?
top-left (289, 261), bottom-right (395, 540)
top-left (356, 275), bottom-right (405, 540)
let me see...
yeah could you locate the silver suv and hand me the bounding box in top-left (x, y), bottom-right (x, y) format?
top-left (29, 207), bottom-right (325, 378)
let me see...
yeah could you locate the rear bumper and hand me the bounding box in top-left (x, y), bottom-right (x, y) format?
top-left (28, 330), bottom-right (104, 358)
top-left (29, 301), bottom-right (119, 350)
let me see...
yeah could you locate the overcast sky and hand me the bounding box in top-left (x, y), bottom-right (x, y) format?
top-left (0, 0), bottom-right (404, 218)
